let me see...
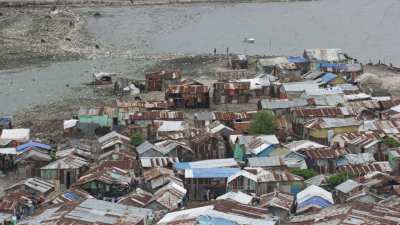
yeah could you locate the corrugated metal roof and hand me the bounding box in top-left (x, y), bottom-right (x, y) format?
top-left (297, 185), bottom-right (334, 205)
top-left (185, 168), bottom-right (240, 179)
top-left (140, 157), bottom-right (179, 168)
top-left (337, 162), bottom-right (392, 176)
top-left (292, 107), bottom-right (355, 118)
top-left (247, 156), bottom-right (285, 167)
top-left (282, 81), bottom-right (320, 93)
top-left (335, 179), bottom-right (360, 194)
top-left (284, 140), bottom-right (327, 152)
top-left (130, 111), bottom-right (185, 121)
top-left (41, 155), bottom-right (89, 170)
top-left (304, 117), bottom-right (360, 129)
top-left (174, 158), bottom-right (238, 170)
top-left (217, 191), bottom-right (253, 205)
top-left (260, 99), bottom-right (308, 110)
top-left (301, 147), bottom-right (351, 160)
top-left (260, 192), bottom-right (294, 211)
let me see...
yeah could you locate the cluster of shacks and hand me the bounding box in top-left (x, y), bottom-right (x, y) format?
top-left (1, 48), bottom-right (400, 225)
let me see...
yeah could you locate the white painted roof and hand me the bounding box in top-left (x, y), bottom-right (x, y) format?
top-left (217, 191), bottom-right (253, 205)
top-left (1, 129), bottom-right (30, 142)
top-left (284, 140), bottom-right (326, 152)
top-left (0, 148), bottom-right (17, 155)
top-left (297, 185), bottom-right (334, 205)
top-left (157, 121), bottom-right (186, 132)
top-left (63, 119), bottom-right (78, 130)
top-left (335, 180), bottom-right (360, 194)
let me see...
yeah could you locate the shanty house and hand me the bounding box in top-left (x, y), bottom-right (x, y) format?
top-left (184, 167), bottom-right (240, 201)
top-left (137, 140), bottom-right (193, 161)
top-left (291, 107), bottom-right (356, 138)
top-left (143, 167), bottom-right (179, 192)
top-left (15, 146), bottom-right (53, 178)
top-left (299, 147), bottom-right (351, 174)
top-left (280, 81), bottom-right (320, 99)
top-left (0, 128), bottom-right (30, 147)
top-left (332, 131), bottom-right (382, 155)
top-left (0, 191), bottom-right (39, 221)
top-left (334, 179), bottom-right (362, 203)
top-left (258, 99), bottom-right (308, 116)
top-left (260, 192), bottom-right (294, 222)
top-left (388, 150), bottom-right (400, 172)
top-left (40, 155), bottom-right (90, 192)
top-left (77, 107), bottom-right (113, 136)
top-left (304, 117), bottom-right (360, 145)
top-left (165, 84), bottom-right (210, 108)
top-left (145, 70), bottom-right (181, 92)
top-left (73, 167), bottom-right (132, 201)
top-left (213, 81), bottom-right (251, 104)
top-left (191, 133), bottom-right (226, 161)
top-left (303, 48), bottom-right (349, 71)
top-left (230, 134), bottom-right (280, 159)
top-left (157, 199), bottom-right (278, 225)
top-left (4, 177), bottom-right (55, 198)
top-left (0, 116), bottom-right (12, 132)
top-left (226, 168), bottom-right (304, 196)
top-left (19, 198), bottom-right (153, 225)
top-left (97, 131), bottom-right (132, 156)
top-left (296, 185), bottom-right (334, 213)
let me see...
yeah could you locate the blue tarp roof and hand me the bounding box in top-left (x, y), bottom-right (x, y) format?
top-left (320, 63), bottom-right (347, 70)
top-left (198, 215), bottom-right (236, 225)
top-left (16, 141), bottom-right (52, 153)
top-left (288, 56), bottom-right (308, 64)
top-left (187, 168), bottom-right (240, 178)
top-left (0, 117), bottom-right (12, 126)
top-left (321, 72), bottom-right (337, 84)
top-left (174, 162), bottom-right (191, 170)
top-left (297, 196), bottom-right (332, 210)
top-left (63, 191), bottom-right (80, 202)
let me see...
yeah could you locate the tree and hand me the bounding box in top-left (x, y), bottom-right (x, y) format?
top-left (289, 168), bottom-right (317, 180)
top-left (130, 133), bottom-right (144, 146)
top-left (249, 111), bottom-right (277, 135)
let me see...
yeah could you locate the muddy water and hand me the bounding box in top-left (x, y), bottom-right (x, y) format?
top-left (2, 0), bottom-right (400, 114)
top-left (86, 0), bottom-right (400, 64)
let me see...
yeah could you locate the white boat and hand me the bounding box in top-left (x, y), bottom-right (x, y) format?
top-left (244, 38), bottom-right (255, 44)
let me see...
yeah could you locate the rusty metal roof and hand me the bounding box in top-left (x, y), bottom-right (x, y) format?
top-left (300, 147), bottom-right (351, 160)
top-left (337, 162), bottom-right (392, 176)
top-left (292, 107), bottom-right (355, 118)
top-left (289, 202), bottom-right (400, 225)
top-left (166, 84), bottom-right (209, 94)
top-left (116, 100), bottom-right (173, 109)
top-left (130, 111), bottom-right (185, 121)
top-left (260, 192), bottom-right (294, 211)
top-left (145, 70), bottom-right (181, 80)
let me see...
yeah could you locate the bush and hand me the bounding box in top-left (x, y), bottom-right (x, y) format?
top-left (249, 111), bottom-right (277, 135)
top-left (382, 137), bottom-right (400, 148)
top-left (328, 172), bottom-right (350, 187)
top-left (289, 168), bottom-right (317, 180)
top-left (130, 133), bottom-right (144, 146)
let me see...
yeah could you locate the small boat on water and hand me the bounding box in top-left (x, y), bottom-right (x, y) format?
top-left (85, 72), bottom-right (117, 85)
top-left (244, 37), bottom-right (255, 44)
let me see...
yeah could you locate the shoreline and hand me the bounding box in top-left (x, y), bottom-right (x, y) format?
top-left (0, 0), bottom-right (312, 7)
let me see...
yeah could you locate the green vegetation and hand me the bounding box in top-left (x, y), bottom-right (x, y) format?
top-left (249, 111), bottom-right (277, 135)
top-left (327, 172), bottom-right (351, 187)
top-left (130, 133), bottom-right (144, 146)
top-left (382, 137), bottom-right (400, 148)
top-left (289, 168), bottom-right (317, 180)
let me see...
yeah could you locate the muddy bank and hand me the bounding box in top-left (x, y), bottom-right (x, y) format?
top-left (0, 8), bottom-right (103, 70)
top-left (0, 0), bottom-right (311, 8)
